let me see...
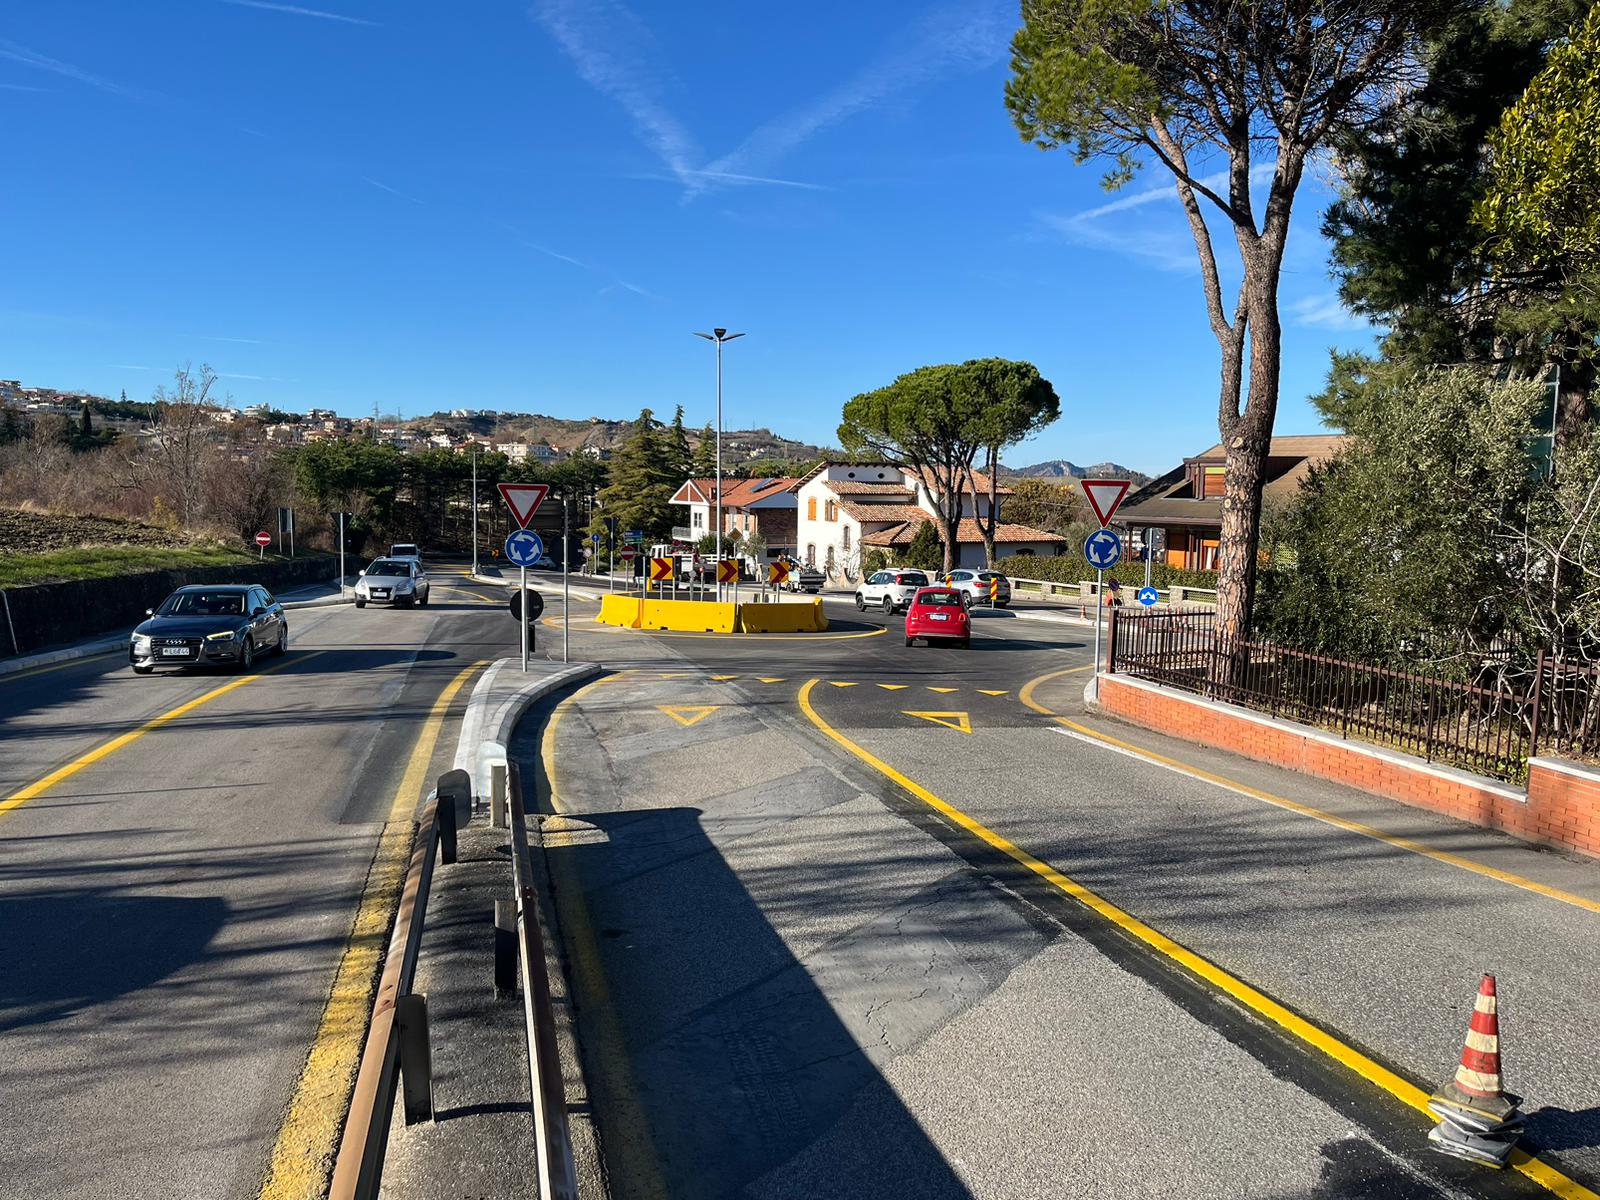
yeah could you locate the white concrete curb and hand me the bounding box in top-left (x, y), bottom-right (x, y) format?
top-left (453, 657), bottom-right (603, 800)
top-left (0, 635), bottom-right (127, 677)
top-left (472, 572), bottom-right (604, 602)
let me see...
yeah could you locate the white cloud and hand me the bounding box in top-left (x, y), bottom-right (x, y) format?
top-left (531, 0), bottom-right (702, 188)
top-left (361, 176), bottom-right (424, 204)
top-left (221, 1), bottom-right (379, 26)
top-left (1288, 294), bottom-right (1371, 332)
top-left (0, 38), bottom-right (137, 99)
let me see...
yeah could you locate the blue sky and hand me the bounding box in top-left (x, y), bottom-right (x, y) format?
top-left (0, 1), bottom-right (1376, 475)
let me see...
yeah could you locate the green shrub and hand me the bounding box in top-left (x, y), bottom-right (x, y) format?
top-left (998, 551), bottom-right (1218, 591)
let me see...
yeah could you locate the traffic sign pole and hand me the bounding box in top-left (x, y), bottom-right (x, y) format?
top-left (1094, 568), bottom-right (1104, 677)
top-left (562, 493), bottom-right (570, 664)
top-left (520, 563), bottom-right (528, 673)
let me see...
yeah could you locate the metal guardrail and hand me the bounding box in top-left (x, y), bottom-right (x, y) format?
top-left (329, 771), bottom-right (469, 1200)
top-left (507, 762), bottom-right (580, 1200)
top-left (1007, 574), bottom-right (1219, 606)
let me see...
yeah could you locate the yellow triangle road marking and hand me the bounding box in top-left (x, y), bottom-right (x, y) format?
top-left (831, 681), bottom-right (858, 688)
top-left (904, 710), bottom-right (972, 734)
top-left (876, 684), bottom-right (908, 691)
top-left (978, 689), bottom-right (1008, 697)
top-left (711, 675), bottom-right (738, 681)
top-left (659, 705), bottom-right (720, 727)
top-left (758, 677), bottom-right (786, 683)
top-left (927, 686), bottom-right (958, 693)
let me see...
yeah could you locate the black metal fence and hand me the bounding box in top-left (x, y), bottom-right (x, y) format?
top-left (1108, 610), bottom-right (1600, 783)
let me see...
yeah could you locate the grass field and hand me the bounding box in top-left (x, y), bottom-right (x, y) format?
top-left (0, 543), bottom-right (259, 587)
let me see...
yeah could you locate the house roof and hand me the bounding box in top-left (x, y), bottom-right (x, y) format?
top-left (839, 502), bottom-right (930, 525)
top-left (861, 518), bottom-right (1065, 547)
top-left (1120, 434), bottom-right (1347, 527)
top-left (902, 465), bottom-right (1014, 496)
top-left (671, 476), bottom-right (800, 508)
top-left (823, 481), bottom-right (914, 496)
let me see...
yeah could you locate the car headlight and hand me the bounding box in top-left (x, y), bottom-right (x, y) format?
top-left (132, 633), bottom-right (150, 649)
top-left (206, 630), bottom-right (238, 641)
top-left (394, 581), bottom-right (413, 592)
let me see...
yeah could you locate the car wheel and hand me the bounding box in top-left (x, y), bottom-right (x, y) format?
top-left (855, 593), bottom-right (865, 611)
top-left (274, 625), bottom-right (287, 655)
top-left (418, 590), bottom-right (429, 607)
top-left (132, 663), bottom-right (154, 675)
top-left (238, 636), bottom-right (255, 673)
top-left (881, 595), bottom-right (894, 614)
top-left (355, 599), bottom-right (366, 609)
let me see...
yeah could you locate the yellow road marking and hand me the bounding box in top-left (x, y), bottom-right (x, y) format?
top-left (904, 710), bottom-right (972, 734)
top-left (830, 680), bottom-right (858, 688)
top-left (1017, 668), bottom-right (1600, 917)
top-left (711, 674), bottom-right (738, 681)
top-left (798, 678), bottom-right (1598, 1200)
top-left (877, 684), bottom-right (909, 691)
top-left (926, 686), bottom-right (957, 693)
top-left (544, 681), bottom-right (671, 1199)
top-left (659, 704), bottom-right (719, 727)
top-left (257, 659), bottom-right (484, 1200)
top-left (978, 689), bottom-right (1009, 697)
top-left (2, 653), bottom-right (319, 824)
top-left (758, 677), bottom-right (786, 683)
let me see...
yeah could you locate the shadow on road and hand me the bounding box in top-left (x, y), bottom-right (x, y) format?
top-left (0, 890), bottom-right (229, 1033)
top-left (540, 801), bottom-right (978, 1200)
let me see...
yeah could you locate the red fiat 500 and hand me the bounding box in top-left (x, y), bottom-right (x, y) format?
top-left (904, 587), bottom-right (970, 648)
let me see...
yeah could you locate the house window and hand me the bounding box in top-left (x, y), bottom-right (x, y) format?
top-left (1203, 466), bottom-right (1226, 498)
top-left (807, 496), bottom-right (817, 520)
top-left (842, 525), bottom-right (851, 550)
top-left (692, 510), bottom-right (703, 528)
top-left (806, 543), bottom-right (816, 567)
top-left (825, 500), bottom-right (837, 522)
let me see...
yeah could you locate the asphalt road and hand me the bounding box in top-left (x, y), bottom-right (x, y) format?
top-left (0, 564), bottom-right (519, 1199)
top-left (527, 590), bottom-right (1600, 1200)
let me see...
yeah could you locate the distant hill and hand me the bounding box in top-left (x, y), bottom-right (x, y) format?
top-left (1000, 459), bottom-right (1152, 488)
top-left (411, 411), bottom-right (831, 468)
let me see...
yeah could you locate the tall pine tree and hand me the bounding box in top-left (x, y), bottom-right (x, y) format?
top-left (591, 408), bottom-right (680, 544)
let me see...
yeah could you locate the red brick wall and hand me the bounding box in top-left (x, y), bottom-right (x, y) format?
top-left (1097, 674), bottom-right (1600, 860)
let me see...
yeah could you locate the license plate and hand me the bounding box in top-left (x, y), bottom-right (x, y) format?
top-left (930, 613), bottom-right (948, 621)
top-left (373, 590), bottom-right (390, 598)
top-left (160, 647), bottom-right (190, 656)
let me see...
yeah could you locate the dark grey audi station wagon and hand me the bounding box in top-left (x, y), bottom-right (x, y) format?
top-left (129, 585), bottom-right (287, 674)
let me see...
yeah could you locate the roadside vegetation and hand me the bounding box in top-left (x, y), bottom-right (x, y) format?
top-left (0, 507), bottom-right (255, 587)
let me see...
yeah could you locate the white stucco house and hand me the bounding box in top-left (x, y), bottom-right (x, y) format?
top-left (788, 462), bottom-right (1065, 582)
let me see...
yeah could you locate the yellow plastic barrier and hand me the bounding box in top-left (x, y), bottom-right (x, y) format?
top-left (639, 598), bottom-right (738, 633)
top-left (735, 597), bottom-right (828, 633)
top-left (597, 595), bottom-right (643, 628)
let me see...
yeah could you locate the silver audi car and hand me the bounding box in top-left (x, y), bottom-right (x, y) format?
top-left (354, 557), bottom-right (431, 608)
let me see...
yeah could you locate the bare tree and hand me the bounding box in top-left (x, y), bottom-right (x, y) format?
top-left (126, 363), bottom-right (224, 528)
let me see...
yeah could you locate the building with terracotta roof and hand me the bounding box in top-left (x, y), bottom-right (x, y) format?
top-left (668, 475), bottom-right (801, 555)
top-left (787, 462), bottom-right (1065, 580)
top-left (1119, 434), bottom-right (1346, 570)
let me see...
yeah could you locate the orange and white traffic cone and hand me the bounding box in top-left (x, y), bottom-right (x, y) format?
top-left (1427, 974), bottom-right (1524, 1167)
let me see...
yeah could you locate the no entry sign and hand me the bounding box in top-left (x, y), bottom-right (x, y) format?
top-left (254, 531), bottom-right (272, 547)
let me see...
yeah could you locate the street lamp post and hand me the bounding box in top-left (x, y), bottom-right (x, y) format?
top-left (470, 445), bottom-right (479, 578)
top-left (692, 327), bottom-right (745, 601)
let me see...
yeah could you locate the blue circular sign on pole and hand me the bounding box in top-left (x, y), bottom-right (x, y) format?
top-left (505, 529), bottom-right (545, 567)
top-left (1137, 585), bottom-right (1159, 607)
top-left (1083, 528), bottom-right (1122, 570)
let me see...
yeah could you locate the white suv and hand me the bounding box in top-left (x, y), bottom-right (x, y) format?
top-left (943, 569), bottom-right (1011, 607)
top-left (855, 569), bottom-right (931, 613)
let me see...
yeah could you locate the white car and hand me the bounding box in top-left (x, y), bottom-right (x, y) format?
top-left (942, 569), bottom-right (1011, 607)
top-left (855, 569), bottom-right (931, 614)
top-left (355, 557), bottom-right (431, 608)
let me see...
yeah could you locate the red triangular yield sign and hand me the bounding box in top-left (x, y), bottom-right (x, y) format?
top-left (498, 483), bottom-right (549, 529)
top-left (1081, 478), bottom-right (1130, 527)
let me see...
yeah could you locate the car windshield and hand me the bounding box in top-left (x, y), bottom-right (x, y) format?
top-left (391, 545), bottom-right (419, 555)
top-left (916, 591), bottom-right (963, 607)
top-left (896, 572), bottom-right (929, 586)
top-left (159, 590), bottom-right (245, 616)
top-left (367, 560), bottom-right (409, 576)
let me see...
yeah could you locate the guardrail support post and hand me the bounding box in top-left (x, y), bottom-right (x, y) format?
top-left (436, 768), bottom-right (472, 866)
top-left (491, 762), bottom-right (508, 829)
top-left (494, 898), bottom-right (518, 994)
top-left (396, 992), bottom-right (434, 1125)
